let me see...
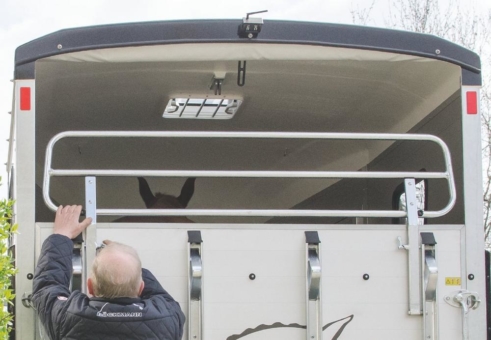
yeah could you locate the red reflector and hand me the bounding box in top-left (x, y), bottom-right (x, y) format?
top-left (466, 91), bottom-right (477, 114)
top-left (20, 87), bottom-right (31, 111)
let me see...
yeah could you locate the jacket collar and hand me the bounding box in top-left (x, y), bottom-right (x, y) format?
top-left (90, 297), bottom-right (142, 305)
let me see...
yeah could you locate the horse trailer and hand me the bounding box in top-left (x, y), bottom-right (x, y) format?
top-left (6, 17), bottom-right (488, 339)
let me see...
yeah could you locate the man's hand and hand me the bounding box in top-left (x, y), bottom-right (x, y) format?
top-left (53, 205), bottom-right (92, 239)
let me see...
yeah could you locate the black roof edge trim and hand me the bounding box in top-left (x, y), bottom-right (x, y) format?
top-left (462, 69), bottom-right (482, 86)
top-left (14, 20), bottom-right (481, 80)
top-left (14, 62), bottom-right (35, 79)
top-left (15, 39), bottom-right (482, 76)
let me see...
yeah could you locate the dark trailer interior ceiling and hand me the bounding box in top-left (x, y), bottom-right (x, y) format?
top-left (13, 20), bottom-right (481, 224)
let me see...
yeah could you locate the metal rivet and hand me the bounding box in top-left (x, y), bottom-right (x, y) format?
top-left (57, 44), bottom-right (63, 50)
top-left (249, 273), bottom-right (256, 280)
top-left (27, 273), bottom-right (34, 280)
top-left (435, 49), bottom-right (441, 54)
top-left (363, 274), bottom-right (370, 280)
top-left (248, 33), bottom-right (253, 39)
top-left (468, 274), bottom-right (475, 280)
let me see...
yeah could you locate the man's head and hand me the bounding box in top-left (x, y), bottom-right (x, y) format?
top-left (88, 240), bottom-right (144, 298)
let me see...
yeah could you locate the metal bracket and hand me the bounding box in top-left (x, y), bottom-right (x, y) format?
top-left (21, 292), bottom-right (33, 309)
top-left (190, 247), bottom-right (202, 300)
top-left (397, 236), bottom-right (409, 250)
top-left (308, 248), bottom-right (321, 300)
top-left (404, 178), bottom-right (422, 315)
top-left (188, 230), bottom-right (203, 340)
top-left (225, 100), bottom-right (240, 115)
top-left (85, 176), bottom-right (97, 223)
top-left (70, 243), bottom-right (83, 292)
top-left (237, 61), bottom-right (246, 87)
top-left (305, 231), bottom-right (322, 340)
top-left (82, 176), bottom-right (97, 294)
top-left (421, 232), bottom-right (438, 340)
top-left (444, 290), bottom-right (480, 340)
top-left (210, 77), bottom-right (224, 95)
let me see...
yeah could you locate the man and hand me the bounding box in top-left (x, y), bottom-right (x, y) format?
top-left (32, 205), bottom-right (185, 340)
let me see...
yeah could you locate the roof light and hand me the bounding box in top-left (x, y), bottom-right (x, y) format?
top-left (163, 98), bottom-right (242, 119)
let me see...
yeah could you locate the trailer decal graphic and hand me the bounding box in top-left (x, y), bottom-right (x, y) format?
top-left (226, 314), bottom-right (354, 339)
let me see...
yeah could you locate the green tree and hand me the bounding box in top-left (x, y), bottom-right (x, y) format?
top-left (0, 178), bottom-right (17, 339)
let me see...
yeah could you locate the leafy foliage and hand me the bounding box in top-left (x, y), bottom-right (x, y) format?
top-left (0, 178), bottom-right (17, 339)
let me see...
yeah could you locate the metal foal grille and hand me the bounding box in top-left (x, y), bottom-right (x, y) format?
top-left (43, 131), bottom-right (456, 219)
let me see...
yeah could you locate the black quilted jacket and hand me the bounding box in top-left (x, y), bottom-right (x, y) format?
top-left (32, 234), bottom-right (185, 340)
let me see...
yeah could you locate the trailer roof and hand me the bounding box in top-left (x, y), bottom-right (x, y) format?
top-left (14, 19), bottom-right (481, 83)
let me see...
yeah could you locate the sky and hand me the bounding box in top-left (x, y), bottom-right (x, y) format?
top-left (0, 0), bottom-right (490, 200)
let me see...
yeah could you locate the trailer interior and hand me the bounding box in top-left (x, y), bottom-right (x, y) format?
top-left (33, 43), bottom-right (463, 225)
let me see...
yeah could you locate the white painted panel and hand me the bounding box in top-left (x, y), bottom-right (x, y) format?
top-left (34, 224), bottom-right (465, 340)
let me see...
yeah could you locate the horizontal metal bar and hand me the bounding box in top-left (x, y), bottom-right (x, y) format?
top-left (49, 169), bottom-right (449, 179)
top-left (99, 208), bottom-right (408, 218)
top-left (44, 130), bottom-right (446, 141)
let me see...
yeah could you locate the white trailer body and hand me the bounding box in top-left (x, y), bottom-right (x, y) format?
top-left (7, 19), bottom-right (487, 339)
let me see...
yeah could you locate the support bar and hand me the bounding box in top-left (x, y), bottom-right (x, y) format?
top-left (188, 230), bottom-right (203, 340)
top-left (83, 177), bottom-right (97, 294)
top-left (421, 232), bottom-right (438, 340)
top-left (405, 179), bottom-right (422, 315)
top-left (305, 231), bottom-right (322, 340)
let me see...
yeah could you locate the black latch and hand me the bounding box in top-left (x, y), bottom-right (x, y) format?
top-left (238, 10), bottom-right (268, 39)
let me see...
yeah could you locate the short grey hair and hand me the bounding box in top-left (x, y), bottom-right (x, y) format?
top-left (90, 242), bottom-right (142, 298)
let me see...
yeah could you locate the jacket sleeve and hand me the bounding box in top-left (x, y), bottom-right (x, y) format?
top-left (141, 268), bottom-right (186, 339)
top-left (32, 234), bottom-right (74, 340)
